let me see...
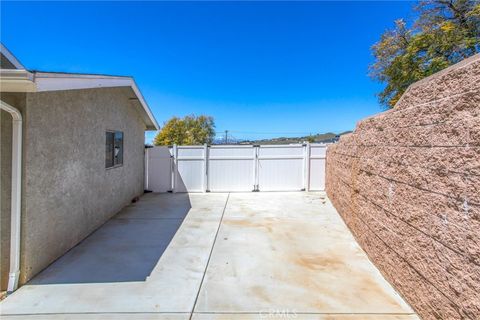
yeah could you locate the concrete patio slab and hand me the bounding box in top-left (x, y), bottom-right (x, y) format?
top-left (0, 193), bottom-right (228, 316)
top-left (193, 193), bottom-right (415, 315)
top-left (0, 192), bottom-right (417, 319)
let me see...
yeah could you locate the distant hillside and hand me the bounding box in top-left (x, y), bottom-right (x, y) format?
top-left (236, 131), bottom-right (352, 145)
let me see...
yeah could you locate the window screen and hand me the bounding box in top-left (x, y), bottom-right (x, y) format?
top-left (106, 131), bottom-right (123, 168)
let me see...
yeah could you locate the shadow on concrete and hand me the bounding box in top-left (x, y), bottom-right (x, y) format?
top-left (30, 192), bottom-right (192, 285)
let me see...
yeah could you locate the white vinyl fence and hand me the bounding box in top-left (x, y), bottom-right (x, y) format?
top-left (145, 144), bottom-right (326, 193)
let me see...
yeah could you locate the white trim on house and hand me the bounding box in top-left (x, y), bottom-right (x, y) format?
top-left (0, 69), bottom-right (36, 92)
top-left (0, 100), bottom-right (23, 293)
top-left (34, 72), bottom-right (159, 130)
top-left (0, 43), bottom-right (159, 130)
top-left (0, 43), bottom-right (25, 69)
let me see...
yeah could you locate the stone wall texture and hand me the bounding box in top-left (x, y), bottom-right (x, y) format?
top-left (325, 53), bottom-right (480, 320)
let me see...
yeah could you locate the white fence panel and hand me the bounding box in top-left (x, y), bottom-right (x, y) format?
top-left (146, 147), bottom-right (172, 192)
top-left (208, 146), bottom-right (255, 192)
top-left (309, 144), bottom-right (326, 191)
top-left (146, 143), bottom-right (327, 193)
top-left (175, 146), bottom-right (206, 192)
top-left (258, 145), bottom-right (305, 191)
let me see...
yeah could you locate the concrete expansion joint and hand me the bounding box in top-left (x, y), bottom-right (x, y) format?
top-left (189, 193), bottom-right (231, 320)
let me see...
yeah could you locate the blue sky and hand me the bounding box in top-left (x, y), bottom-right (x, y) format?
top-left (1, 1), bottom-right (415, 142)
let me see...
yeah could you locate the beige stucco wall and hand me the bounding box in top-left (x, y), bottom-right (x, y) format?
top-left (0, 93), bottom-right (26, 291)
top-left (326, 54), bottom-right (480, 319)
top-left (0, 109), bottom-right (11, 292)
top-left (15, 87), bottom-right (146, 284)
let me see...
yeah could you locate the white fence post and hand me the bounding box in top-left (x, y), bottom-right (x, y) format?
top-left (144, 147), bottom-right (149, 190)
top-left (305, 142), bottom-right (311, 192)
top-left (172, 144), bottom-right (178, 193)
top-left (254, 145), bottom-right (260, 191)
top-left (204, 144), bottom-right (209, 192)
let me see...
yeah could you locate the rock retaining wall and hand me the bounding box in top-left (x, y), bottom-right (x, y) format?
top-left (326, 54), bottom-right (480, 319)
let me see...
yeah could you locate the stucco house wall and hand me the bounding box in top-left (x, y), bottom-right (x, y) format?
top-left (2, 87), bottom-right (146, 285)
top-left (0, 110), bottom-right (12, 291)
top-left (1, 93), bottom-right (26, 291)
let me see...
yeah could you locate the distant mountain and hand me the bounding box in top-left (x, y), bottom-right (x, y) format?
top-left (217, 131), bottom-right (352, 145)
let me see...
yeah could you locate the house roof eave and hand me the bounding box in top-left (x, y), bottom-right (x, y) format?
top-left (0, 43), bottom-right (26, 69)
top-left (0, 69), bottom-right (36, 92)
top-left (34, 72), bottom-right (159, 130)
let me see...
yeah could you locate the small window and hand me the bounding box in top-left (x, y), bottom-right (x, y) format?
top-left (106, 131), bottom-right (123, 168)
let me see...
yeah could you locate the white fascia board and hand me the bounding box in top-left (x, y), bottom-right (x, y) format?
top-left (34, 73), bottom-right (159, 130)
top-left (0, 69), bottom-right (36, 92)
top-left (128, 78), bottom-right (160, 130)
top-left (0, 43), bottom-right (25, 69)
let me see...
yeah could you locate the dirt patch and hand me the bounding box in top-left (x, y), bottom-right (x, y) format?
top-left (224, 218), bottom-right (275, 233)
top-left (251, 285), bottom-right (272, 303)
top-left (294, 254), bottom-right (345, 271)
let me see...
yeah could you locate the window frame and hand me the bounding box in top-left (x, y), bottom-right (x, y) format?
top-left (105, 130), bottom-right (124, 169)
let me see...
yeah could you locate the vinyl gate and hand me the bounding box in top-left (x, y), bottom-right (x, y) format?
top-left (145, 144), bottom-right (326, 193)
